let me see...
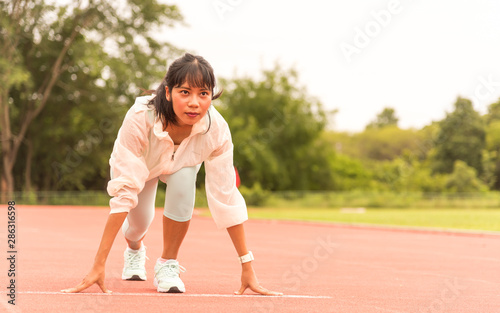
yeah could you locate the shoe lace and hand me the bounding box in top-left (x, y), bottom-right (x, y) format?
top-left (125, 251), bottom-right (148, 269)
top-left (156, 262), bottom-right (186, 280)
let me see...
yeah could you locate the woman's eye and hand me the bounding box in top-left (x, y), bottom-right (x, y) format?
top-left (180, 90), bottom-right (189, 95)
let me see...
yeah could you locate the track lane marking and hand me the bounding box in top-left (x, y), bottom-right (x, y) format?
top-left (5, 291), bottom-right (331, 299)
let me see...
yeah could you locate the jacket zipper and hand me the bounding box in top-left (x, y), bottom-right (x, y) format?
top-left (171, 140), bottom-right (186, 161)
top-left (169, 122), bottom-right (204, 161)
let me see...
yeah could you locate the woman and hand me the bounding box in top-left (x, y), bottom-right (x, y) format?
top-left (62, 53), bottom-right (281, 296)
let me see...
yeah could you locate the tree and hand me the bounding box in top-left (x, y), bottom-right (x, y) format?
top-left (355, 126), bottom-right (421, 161)
top-left (484, 120), bottom-right (500, 189)
top-left (370, 156), bottom-right (449, 192)
top-left (431, 97), bottom-right (486, 175)
top-left (485, 98), bottom-right (500, 124)
top-left (481, 99), bottom-right (500, 190)
top-left (445, 160), bottom-right (488, 193)
top-left (0, 0), bottom-right (183, 197)
top-left (216, 65), bottom-right (329, 191)
top-left (328, 153), bottom-right (372, 191)
top-left (366, 107), bottom-right (398, 129)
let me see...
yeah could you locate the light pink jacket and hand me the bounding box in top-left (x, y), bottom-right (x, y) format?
top-left (107, 95), bottom-right (248, 229)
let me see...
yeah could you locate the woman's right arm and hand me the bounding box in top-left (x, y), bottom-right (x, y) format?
top-left (62, 101), bottom-right (150, 293)
top-left (61, 212), bottom-right (128, 293)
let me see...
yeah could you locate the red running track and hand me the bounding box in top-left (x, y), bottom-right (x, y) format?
top-left (1, 205), bottom-right (499, 313)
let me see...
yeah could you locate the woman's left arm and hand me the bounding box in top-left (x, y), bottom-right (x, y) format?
top-left (227, 223), bottom-right (283, 296)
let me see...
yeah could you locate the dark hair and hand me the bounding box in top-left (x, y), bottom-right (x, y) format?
top-left (147, 53), bottom-right (222, 130)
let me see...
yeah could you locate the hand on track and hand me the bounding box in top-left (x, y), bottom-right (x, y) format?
top-left (61, 265), bottom-right (112, 294)
top-left (234, 263), bottom-right (282, 296)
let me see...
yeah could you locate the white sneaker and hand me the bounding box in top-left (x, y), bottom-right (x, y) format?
top-left (154, 259), bottom-right (186, 293)
top-left (122, 246), bottom-right (148, 281)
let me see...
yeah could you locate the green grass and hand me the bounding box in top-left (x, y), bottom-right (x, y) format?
top-left (241, 207), bottom-right (500, 233)
top-left (13, 190), bottom-right (500, 232)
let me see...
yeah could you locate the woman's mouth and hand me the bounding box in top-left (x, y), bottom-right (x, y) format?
top-left (186, 112), bottom-right (199, 118)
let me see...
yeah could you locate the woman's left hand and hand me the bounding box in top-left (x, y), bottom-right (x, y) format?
top-left (234, 263), bottom-right (283, 296)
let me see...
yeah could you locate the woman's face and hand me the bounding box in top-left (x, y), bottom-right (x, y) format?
top-left (165, 83), bottom-right (212, 127)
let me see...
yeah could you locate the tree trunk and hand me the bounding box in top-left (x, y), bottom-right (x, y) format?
top-left (24, 138), bottom-right (33, 192)
top-left (0, 0), bottom-right (27, 200)
top-left (1, 151), bottom-right (14, 201)
top-left (1, 94), bottom-right (14, 202)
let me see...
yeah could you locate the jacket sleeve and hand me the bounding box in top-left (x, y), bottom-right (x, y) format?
top-left (204, 124), bottom-right (248, 229)
top-left (107, 106), bottom-right (150, 214)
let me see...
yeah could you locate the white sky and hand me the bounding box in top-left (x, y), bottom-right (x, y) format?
top-left (161, 0), bottom-right (500, 132)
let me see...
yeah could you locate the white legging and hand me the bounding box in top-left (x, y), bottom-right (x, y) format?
top-left (122, 164), bottom-right (201, 243)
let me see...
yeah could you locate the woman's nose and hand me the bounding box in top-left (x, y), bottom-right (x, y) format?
top-left (188, 96), bottom-right (200, 107)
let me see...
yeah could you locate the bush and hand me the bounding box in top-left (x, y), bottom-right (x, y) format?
top-left (446, 160), bottom-right (489, 193)
top-left (239, 182), bottom-right (270, 206)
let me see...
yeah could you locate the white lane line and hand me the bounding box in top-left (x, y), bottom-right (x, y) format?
top-left (13, 291), bottom-right (332, 299)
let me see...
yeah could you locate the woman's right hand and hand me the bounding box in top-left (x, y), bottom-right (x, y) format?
top-left (61, 212), bottom-right (127, 294)
top-left (61, 264), bottom-right (111, 294)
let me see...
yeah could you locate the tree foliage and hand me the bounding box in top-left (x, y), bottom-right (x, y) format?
top-left (2, 2), bottom-right (500, 196)
top-left (483, 102), bottom-right (500, 189)
top-left (366, 107), bottom-right (398, 129)
top-left (1, 0), bottom-right (183, 195)
top-left (355, 126), bottom-right (421, 161)
top-left (216, 66), bottom-right (330, 191)
top-left (325, 100), bottom-right (495, 193)
top-left (431, 97), bottom-right (486, 175)
top-left (324, 126), bottom-right (423, 161)
top-left (445, 160), bottom-right (488, 193)
top-left (485, 98), bottom-right (500, 124)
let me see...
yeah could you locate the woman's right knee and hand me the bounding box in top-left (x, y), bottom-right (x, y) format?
top-left (122, 178), bottom-right (158, 242)
top-left (122, 217), bottom-right (150, 242)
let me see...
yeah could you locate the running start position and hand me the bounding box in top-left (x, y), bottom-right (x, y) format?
top-left (62, 53), bottom-right (282, 296)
